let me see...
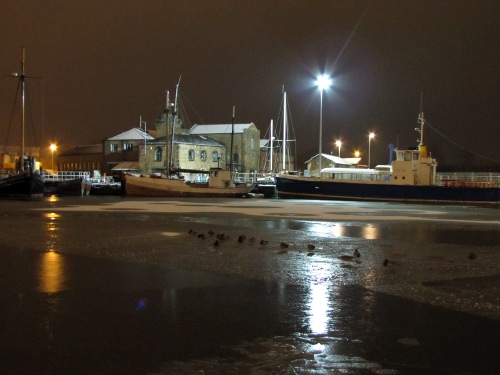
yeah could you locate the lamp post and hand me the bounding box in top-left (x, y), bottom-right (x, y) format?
top-left (368, 133), bottom-right (375, 168)
top-left (315, 74), bottom-right (332, 176)
top-left (335, 140), bottom-right (342, 157)
top-left (49, 143), bottom-right (57, 170)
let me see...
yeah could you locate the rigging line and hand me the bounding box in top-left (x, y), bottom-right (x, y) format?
top-left (179, 89), bottom-right (204, 126)
top-left (426, 120), bottom-right (500, 164)
top-left (332, 0), bottom-right (372, 69)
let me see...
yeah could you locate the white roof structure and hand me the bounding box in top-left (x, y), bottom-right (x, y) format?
top-left (190, 123), bottom-right (254, 135)
top-left (107, 128), bottom-right (154, 141)
top-left (306, 153), bottom-right (360, 166)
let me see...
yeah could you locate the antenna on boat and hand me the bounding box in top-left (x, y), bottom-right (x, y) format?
top-left (416, 92), bottom-right (429, 158)
top-left (416, 92), bottom-right (425, 147)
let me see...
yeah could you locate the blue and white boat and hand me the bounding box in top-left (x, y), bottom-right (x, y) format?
top-left (275, 112), bottom-right (500, 206)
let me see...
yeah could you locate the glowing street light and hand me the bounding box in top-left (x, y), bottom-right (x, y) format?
top-left (49, 143), bottom-right (57, 170)
top-left (368, 133), bottom-right (375, 168)
top-left (335, 140), bottom-right (342, 157)
top-left (315, 74), bottom-right (332, 175)
top-left (354, 150), bottom-right (360, 158)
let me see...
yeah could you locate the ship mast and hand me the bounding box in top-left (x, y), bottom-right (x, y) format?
top-left (415, 93), bottom-right (429, 158)
top-left (269, 119), bottom-right (274, 172)
top-left (11, 47), bottom-right (28, 171)
top-left (416, 93), bottom-right (425, 147)
top-left (170, 75), bottom-right (181, 174)
top-left (282, 90), bottom-right (287, 171)
top-left (165, 90), bottom-right (170, 176)
top-left (229, 106), bottom-right (235, 172)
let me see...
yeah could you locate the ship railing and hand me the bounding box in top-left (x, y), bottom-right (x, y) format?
top-left (89, 176), bottom-right (117, 185)
top-left (42, 171), bottom-right (91, 182)
top-left (234, 171), bottom-right (302, 184)
top-left (437, 172), bottom-right (500, 188)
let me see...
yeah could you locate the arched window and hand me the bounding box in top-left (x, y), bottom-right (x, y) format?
top-left (155, 147), bottom-right (162, 162)
top-left (201, 150), bottom-right (207, 161)
top-left (188, 149), bottom-right (195, 161)
top-left (211, 151), bottom-right (218, 162)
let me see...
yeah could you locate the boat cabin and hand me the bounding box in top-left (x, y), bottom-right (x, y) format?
top-left (391, 147), bottom-right (437, 186)
top-left (320, 165), bottom-right (391, 182)
top-left (208, 168), bottom-right (235, 188)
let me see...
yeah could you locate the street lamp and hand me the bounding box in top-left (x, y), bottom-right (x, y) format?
top-left (335, 140), bottom-right (342, 157)
top-left (315, 74), bottom-right (332, 175)
top-left (49, 143), bottom-right (57, 170)
top-left (354, 150), bottom-right (360, 158)
top-left (368, 133), bottom-right (375, 168)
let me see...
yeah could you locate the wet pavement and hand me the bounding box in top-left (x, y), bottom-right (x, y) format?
top-left (0, 196), bottom-right (499, 374)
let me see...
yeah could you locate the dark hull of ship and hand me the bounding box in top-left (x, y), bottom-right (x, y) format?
top-left (90, 183), bottom-right (124, 196)
top-left (275, 176), bottom-right (500, 206)
top-left (0, 173), bottom-right (44, 199)
top-left (44, 178), bottom-right (91, 196)
top-left (251, 184), bottom-right (277, 198)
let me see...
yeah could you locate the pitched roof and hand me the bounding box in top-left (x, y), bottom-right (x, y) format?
top-left (107, 128), bottom-right (154, 141)
top-left (189, 123), bottom-right (254, 135)
top-left (150, 134), bottom-right (225, 147)
top-left (59, 144), bottom-right (102, 156)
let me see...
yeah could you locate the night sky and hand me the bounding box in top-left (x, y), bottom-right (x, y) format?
top-left (1, 0), bottom-right (499, 171)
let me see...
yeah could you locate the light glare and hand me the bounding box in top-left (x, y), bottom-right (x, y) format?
top-left (315, 74), bottom-right (332, 91)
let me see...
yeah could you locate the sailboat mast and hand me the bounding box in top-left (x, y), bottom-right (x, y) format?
top-left (282, 91), bottom-right (287, 171)
top-left (269, 119), bottom-right (274, 172)
top-left (229, 106), bottom-right (235, 172)
top-left (21, 47), bottom-right (26, 171)
top-left (170, 76), bottom-right (181, 173)
top-left (165, 90), bottom-right (170, 176)
top-left (139, 116), bottom-right (148, 155)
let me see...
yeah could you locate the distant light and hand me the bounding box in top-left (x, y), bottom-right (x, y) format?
top-left (315, 74), bottom-right (332, 91)
top-left (49, 143), bottom-right (57, 152)
top-left (354, 150), bottom-right (360, 158)
top-left (335, 140), bottom-right (342, 147)
top-left (369, 132), bottom-right (375, 139)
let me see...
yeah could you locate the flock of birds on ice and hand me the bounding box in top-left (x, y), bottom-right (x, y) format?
top-left (187, 228), bottom-right (478, 267)
top-left (187, 228), bottom-right (371, 264)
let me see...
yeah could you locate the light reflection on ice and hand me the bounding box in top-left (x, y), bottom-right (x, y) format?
top-left (38, 251), bottom-right (66, 293)
top-left (308, 222), bottom-right (380, 240)
top-left (161, 231), bottom-right (182, 237)
top-left (43, 212), bottom-right (61, 252)
top-left (307, 263), bottom-right (333, 334)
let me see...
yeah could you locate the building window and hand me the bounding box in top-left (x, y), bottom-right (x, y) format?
top-left (110, 143), bottom-right (118, 152)
top-left (123, 143), bottom-right (133, 151)
top-left (211, 151), bottom-right (218, 162)
top-left (188, 149), bottom-right (195, 161)
top-left (200, 150), bottom-right (207, 161)
top-left (250, 138), bottom-right (254, 150)
top-left (155, 147), bottom-right (162, 162)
